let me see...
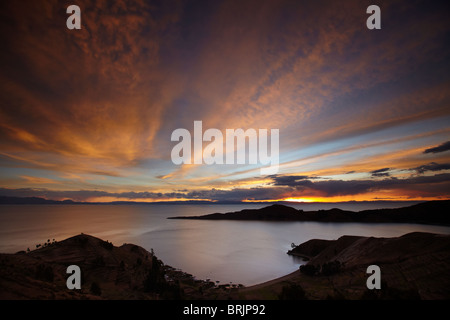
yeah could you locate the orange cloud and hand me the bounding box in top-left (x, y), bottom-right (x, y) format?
top-left (0, 0), bottom-right (182, 171)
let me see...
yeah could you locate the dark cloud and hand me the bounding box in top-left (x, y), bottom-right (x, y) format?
top-left (270, 175), bottom-right (312, 186)
top-left (268, 173), bottom-right (450, 198)
top-left (185, 187), bottom-right (291, 203)
top-left (424, 141), bottom-right (450, 154)
top-left (412, 162), bottom-right (450, 174)
top-left (0, 187), bottom-right (291, 203)
top-left (370, 168), bottom-right (391, 177)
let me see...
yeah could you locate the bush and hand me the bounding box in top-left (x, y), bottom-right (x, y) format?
top-left (321, 260), bottom-right (341, 276)
top-left (299, 264), bottom-right (318, 276)
top-left (278, 283), bottom-right (307, 300)
top-left (101, 240), bottom-right (113, 250)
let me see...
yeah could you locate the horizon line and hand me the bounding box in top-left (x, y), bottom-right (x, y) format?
top-left (0, 195), bottom-right (442, 206)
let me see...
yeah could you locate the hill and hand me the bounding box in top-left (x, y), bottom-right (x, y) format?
top-left (0, 234), bottom-right (183, 299)
top-left (0, 196), bottom-right (77, 205)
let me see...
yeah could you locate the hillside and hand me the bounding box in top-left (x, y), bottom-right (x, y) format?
top-left (0, 234), bottom-right (182, 299)
top-left (238, 232), bottom-right (450, 300)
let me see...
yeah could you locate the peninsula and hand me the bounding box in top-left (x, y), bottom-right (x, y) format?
top-left (168, 200), bottom-right (450, 225)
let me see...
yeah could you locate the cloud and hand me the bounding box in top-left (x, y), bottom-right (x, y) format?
top-left (2, 172), bottom-right (450, 202)
top-left (0, 187), bottom-right (186, 202)
top-left (412, 162), bottom-right (450, 174)
top-left (424, 141), bottom-right (450, 154)
top-left (370, 168), bottom-right (391, 177)
top-left (1, 0), bottom-right (450, 200)
top-left (270, 175), bottom-right (313, 186)
top-left (0, 0), bottom-right (183, 170)
top-left (269, 173), bottom-right (450, 198)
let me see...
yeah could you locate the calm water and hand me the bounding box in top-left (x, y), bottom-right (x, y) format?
top-left (1, 203), bottom-right (450, 286)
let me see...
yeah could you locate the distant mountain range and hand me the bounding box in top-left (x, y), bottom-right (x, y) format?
top-left (168, 200), bottom-right (450, 225)
top-left (0, 196), bottom-right (78, 205)
top-left (0, 196), bottom-right (217, 205)
top-left (0, 195), bottom-right (420, 206)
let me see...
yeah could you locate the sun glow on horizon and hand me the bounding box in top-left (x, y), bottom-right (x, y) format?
top-left (281, 197), bottom-right (315, 203)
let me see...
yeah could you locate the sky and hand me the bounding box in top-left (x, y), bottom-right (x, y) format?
top-left (0, 0), bottom-right (449, 203)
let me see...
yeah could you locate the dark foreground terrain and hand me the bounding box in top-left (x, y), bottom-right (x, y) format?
top-left (1, 232), bottom-right (450, 299)
top-left (238, 232), bottom-right (450, 300)
top-left (0, 234), bottom-right (229, 300)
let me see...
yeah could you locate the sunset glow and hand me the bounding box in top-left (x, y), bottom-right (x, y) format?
top-left (281, 198), bottom-right (315, 203)
top-left (0, 0), bottom-right (449, 204)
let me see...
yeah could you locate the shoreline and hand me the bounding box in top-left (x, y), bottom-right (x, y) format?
top-left (240, 269), bottom-right (301, 291)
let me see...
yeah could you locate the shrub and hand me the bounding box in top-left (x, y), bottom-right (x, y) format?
top-left (101, 240), bottom-right (113, 250)
top-left (321, 260), bottom-right (341, 276)
top-left (278, 283), bottom-right (307, 300)
top-left (299, 264), bottom-right (318, 276)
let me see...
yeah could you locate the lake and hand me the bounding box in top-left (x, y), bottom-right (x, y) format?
top-left (1, 203), bottom-right (450, 286)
